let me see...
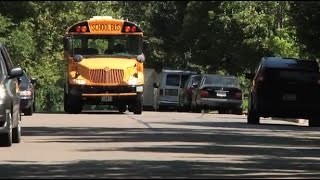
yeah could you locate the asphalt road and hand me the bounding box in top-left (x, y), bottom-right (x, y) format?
top-left (0, 111), bottom-right (319, 179)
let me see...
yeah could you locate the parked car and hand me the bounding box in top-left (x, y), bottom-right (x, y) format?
top-left (177, 74), bottom-right (202, 112)
top-left (19, 70), bottom-right (36, 116)
top-left (245, 57), bottom-right (320, 127)
top-left (191, 74), bottom-right (243, 114)
top-left (153, 69), bottom-right (197, 111)
top-left (0, 43), bottom-right (23, 147)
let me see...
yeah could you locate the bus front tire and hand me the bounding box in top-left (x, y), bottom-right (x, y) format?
top-left (64, 93), bottom-right (82, 114)
top-left (133, 93), bottom-right (143, 115)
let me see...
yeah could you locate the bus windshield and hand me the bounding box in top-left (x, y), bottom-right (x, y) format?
top-left (70, 34), bottom-right (143, 57)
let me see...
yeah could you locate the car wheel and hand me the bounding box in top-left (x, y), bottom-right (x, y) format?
top-left (118, 105), bottom-right (127, 113)
top-left (0, 112), bottom-right (12, 147)
top-left (218, 109), bottom-right (226, 114)
top-left (232, 108), bottom-right (243, 115)
top-left (33, 101), bottom-right (36, 113)
top-left (247, 105), bottom-right (260, 124)
top-left (24, 106), bottom-right (33, 116)
top-left (177, 104), bottom-right (185, 112)
top-left (309, 116), bottom-right (320, 127)
top-left (12, 113), bottom-right (21, 143)
top-left (194, 104), bottom-right (201, 113)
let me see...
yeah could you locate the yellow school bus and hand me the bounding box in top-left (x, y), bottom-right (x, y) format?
top-left (63, 16), bottom-right (145, 114)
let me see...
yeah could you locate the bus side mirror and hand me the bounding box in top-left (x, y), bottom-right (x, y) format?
top-left (74, 54), bottom-right (83, 63)
top-left (63, 36), bottom-right (70, 51)
top-left (143, 40), bottom-right (150, 52)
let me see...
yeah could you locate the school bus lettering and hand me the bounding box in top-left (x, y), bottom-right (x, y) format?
top-left (89, 23), bottom-right (121, 32)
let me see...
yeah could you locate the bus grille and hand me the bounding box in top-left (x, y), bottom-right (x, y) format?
top-left (89, 69), bottom-right (124, 84)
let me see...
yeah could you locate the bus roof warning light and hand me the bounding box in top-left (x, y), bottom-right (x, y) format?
top-left (90, 16), bottom-right (113, 20)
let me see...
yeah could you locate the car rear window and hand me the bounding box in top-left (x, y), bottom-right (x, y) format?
top-left (166, 74), bottom-right (180, 86)
top-left (19, 72), bottom-right (29, 90)
top-left (266, 68), bottom-right (320, 81)
top-left (265, 59), bottom-right (319, 72)
top-left (204, 76), bottom-right (239, 87)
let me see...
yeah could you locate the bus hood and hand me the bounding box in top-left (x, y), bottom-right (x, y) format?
top-left (78, 57), bottom-right (137, 69)
top-left (75, 57), bottom-right (142, 85)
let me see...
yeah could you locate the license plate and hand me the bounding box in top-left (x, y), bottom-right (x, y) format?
top-left (283, 94), bottom-right (296, 101)
top-left (216, 92), bottom-right (226, 97)
top-left (136, 86), bottom-right (143, 92)
top-left (101, 96), bottom-right (112, 102)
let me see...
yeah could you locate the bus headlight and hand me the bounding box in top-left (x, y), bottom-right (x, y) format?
top-left (72, 79), bottom-right (86, 85)
top-left (128, 77), bottom-right (138, 85)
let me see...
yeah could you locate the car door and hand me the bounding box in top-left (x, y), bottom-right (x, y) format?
top-left (179, 77), bottom-right (190, 106)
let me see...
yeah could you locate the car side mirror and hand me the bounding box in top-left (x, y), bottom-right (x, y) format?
top-left (244, 72), bottom-right (255, 80)
top-left (30, 77), bottom-right (37, 84)
top-left (192, 82), bottom-right (198, 88)
top-left (153, 82), bottom-right (160, 88)
top-left (10, 67), bottom-right (23, 78)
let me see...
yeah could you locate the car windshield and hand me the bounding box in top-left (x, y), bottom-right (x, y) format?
top-left (19, 72), bottom-right (29, 90)
top-left (204, 76), bottom-right (239, 87)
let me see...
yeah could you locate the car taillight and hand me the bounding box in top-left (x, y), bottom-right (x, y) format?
top-left (187, 87), bottom-right (194, 95)
top-left (235, 92), bottom-right (242, 100)
top-left (257, 74), bottom-right (264, 82)
top-left (200, 90), bottom-right (208, 97)
top-left (160, 89), bottom-right (163, 96)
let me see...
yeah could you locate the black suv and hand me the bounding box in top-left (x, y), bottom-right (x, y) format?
top-left (246, 57), bottom-right (320, 127)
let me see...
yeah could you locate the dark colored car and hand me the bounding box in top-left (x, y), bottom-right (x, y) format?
top-left (191, 74), bottom-right (243, 114)
top-left (0, 43), bottom-right (23, 147)
top-left (245, 57), bottom-right (320, 127)
top-left (178, 75), bottom-right (202, 112)
top-left (19, 70), bottom-right (36, 116)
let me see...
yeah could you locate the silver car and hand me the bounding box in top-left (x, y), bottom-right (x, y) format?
top-left (0, 44), bottom-right (23, 147)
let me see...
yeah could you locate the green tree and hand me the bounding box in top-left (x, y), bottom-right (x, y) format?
top-left (290, 1), bottom-right (320, 58)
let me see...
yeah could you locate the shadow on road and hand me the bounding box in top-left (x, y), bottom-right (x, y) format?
top-left (4, 120), bottom-right (320, 178)
top-left (0, 159), bottom-right (319, 179)
top-left (34, 111), bottom-right (125, 115)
